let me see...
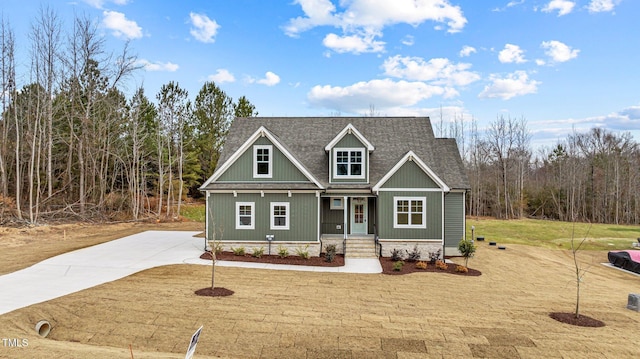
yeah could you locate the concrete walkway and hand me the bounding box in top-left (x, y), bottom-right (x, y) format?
top-left (0, 231), bottom-right (382, 315)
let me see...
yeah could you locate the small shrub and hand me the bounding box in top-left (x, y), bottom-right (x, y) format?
top-left (252, 247), bottom-right (264, 258)
top-left (208, 240), bottom-right (223, 255)
top-left (277, 245), bottom-right (289, 258)
top-left (415, 261), bottom-right (428, 270)
top-left (391, 248), bottom-right (404, 261)
top-left (325, 244), bottom-right (337, 263)
top-left (406, 245), bottom-right (421, 262)
top-left (296, 245), bottom-right (310, 259)
top-left (393, 260), bottom-right (404, 271)
top-left (455, 265), bottom-right (468, 273)
top-left (435, 260), bottom-right (448, 270)
top-left (458, 238), bottom-right (477, 267)
top-left (428, 249), bottom-right (441, 263)
top-left (231, 246), bottom-right (246, 256)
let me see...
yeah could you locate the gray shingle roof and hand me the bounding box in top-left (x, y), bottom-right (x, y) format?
top-left (204, 117), bottom-right (470, 191)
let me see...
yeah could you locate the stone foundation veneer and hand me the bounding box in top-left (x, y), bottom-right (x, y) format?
top-left (210, 240), bottom-right (321, 257)
top-left (378, 240), bottom-right (443, 260)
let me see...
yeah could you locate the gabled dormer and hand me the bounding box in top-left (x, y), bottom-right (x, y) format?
top-left (324, 123), bottom-right (374, 183)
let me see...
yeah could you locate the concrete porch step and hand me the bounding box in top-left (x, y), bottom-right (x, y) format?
top-left (345, 238), bottom-right (378, 258)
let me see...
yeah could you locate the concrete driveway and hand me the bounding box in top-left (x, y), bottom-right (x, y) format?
top-left (0, 231), bottom-right (381, 315)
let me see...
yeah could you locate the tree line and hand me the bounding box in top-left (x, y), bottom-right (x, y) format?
top-left (0, 9), bottom-right (257, 224)
top-left (438, 113), bottom-right (640, 225)
top-left (2, 9), bottom-right (638, 226)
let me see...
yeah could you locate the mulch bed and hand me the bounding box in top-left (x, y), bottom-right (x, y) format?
top-left (379, 258), bottom-right (482, 276)
top-left (200, 251), bottom-right (482, 276)
top-left (200, 251), bottom-right (345, 267)
top-left (194, 287), bottom-right (235, 297)
top-left (549, 312), bottom-right (606, 327)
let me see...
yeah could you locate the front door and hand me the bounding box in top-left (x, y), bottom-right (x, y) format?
top-left (350, 197), bottom-right (367, 235)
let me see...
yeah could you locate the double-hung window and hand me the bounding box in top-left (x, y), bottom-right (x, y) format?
top-left (270, 202), bottom-right (290, 230)
top-left (253, 145), bottom-right (272, 178)
top-left (236, 202), bottom-right (255, 229)
top-left (333, 148), bottom-right (364, 179)
top-left (394, 197), bottom-right (426, 228)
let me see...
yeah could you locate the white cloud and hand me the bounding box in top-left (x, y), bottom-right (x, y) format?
top-left (285, 0), bottom-right (467, 53)
top-left (322, 31), bottom-right (385, 54)
top-left (83, 0), bottom-right (129, 9)
top-left (541, 40), bottom-right (579, 63)
top-left (382, 55), bottom-right (480, 87)
top-left (542, 0), bottom-right (576, 16)
top-left (401, 35), bottom-right (415, 46)
top-left (102, 11), bottom-right (142, 39)
top-left (189, 12), bottom-right (220, 43)
top-left (459, 45), bottom-right (476, 57)
top-left (257, 72), bottom-right (281, 86)
top-left (587, 0), bottom-right (618, 13)
top-left (207, 69), bottom-right (235, 83)
top-left (498, 44), bottom-right (527, 63)
top-left (308, 78), bottom-right (447, 113)
top-left (479, 71), bottom-right (540, 100)
top-left (136, 59), bottom-right (179, 72)
top-left (492, 0), bottom-right (525, 12)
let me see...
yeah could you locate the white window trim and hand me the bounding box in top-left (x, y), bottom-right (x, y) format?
top-left (329, 197), bottom-right (344, 210)
top-left (270, 202), bottom-right (290, 230)
top-left (393, 196), bottom-right (426, 229)
top-left (236, 202), bottom-right (255, 230)
top-left (253, 145), bottom-right (273, 178)
top-left (332, 147), bottom-right (365, 179)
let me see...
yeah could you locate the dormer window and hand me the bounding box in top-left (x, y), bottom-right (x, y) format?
top-left (253, 145), bottom-right (272, 178)
top-left (334, 148), bottom-right (365, 179)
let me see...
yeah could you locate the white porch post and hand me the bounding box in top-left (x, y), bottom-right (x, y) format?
top-left (343, 195), bottom-right (348, 240)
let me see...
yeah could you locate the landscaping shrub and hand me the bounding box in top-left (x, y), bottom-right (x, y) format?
top-left (325, 244), bottom-right (337, 263)
top-left (231, 246), bottom-right (246, 256)
top-left (455, 265), bottom-right (468, 273)
top-left (435, 260), bottom-right (448, 270)
top-left (458, 238), bottom-right (477, 267)
top-left (252, 247), bottom-right (264, 258)
top-left (415, 261), bottom-right (428, 270)
top-left (391, 248), bottom-right (404, 261)
top-left (393, 261), bottom-right (404, 271)
top-left (428, 249), bottom-right (441, 263)
top-left (405, 245), bottom-right (421, 262)
top-left (296, 245), bottom-right (310, 259)
top-left (277, 245), bottom-right (289, 258)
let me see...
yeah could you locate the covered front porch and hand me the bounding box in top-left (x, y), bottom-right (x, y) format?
top-left (320, 195), bottom-right (378, 258)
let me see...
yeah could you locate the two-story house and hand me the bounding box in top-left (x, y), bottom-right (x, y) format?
top-left (199, 117), bottom-right (470, 259)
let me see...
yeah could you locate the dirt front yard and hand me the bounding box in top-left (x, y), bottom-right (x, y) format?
top-left (1, 224), bottom-right (640, 358)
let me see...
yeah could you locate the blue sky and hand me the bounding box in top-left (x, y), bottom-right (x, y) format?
top-left (2, 0), bottom-right (639, 147)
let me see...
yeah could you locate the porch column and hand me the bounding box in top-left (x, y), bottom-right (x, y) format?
top-left (343, 196), bottom-right (348, 240)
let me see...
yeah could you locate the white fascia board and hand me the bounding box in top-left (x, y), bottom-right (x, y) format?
top-left (372, 151), bottom-right (450, 192)
top-left (324, 123), bottom-right (375, 152)
top-left (199, 126), bottom-right (324, 190)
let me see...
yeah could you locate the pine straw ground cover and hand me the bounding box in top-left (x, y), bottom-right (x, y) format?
top-left (2, 241), bottom-right (640, 358)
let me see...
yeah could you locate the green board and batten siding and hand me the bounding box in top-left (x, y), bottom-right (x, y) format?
top-left (216, 137), bottom-right (310, 183)
top-left (377, 161), bottom-right (444, 240)
top-left (379, 160), bottom-right (439, 189)
top-left (208, 192), bottom-right (318, 242)
top-left (378, 191), bottom-right (442, 239)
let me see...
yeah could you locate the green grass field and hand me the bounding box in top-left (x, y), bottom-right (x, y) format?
top-left (467, 217), bottom-right (640, 250)
top-left (179, 203), bottom-right (206, 222)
